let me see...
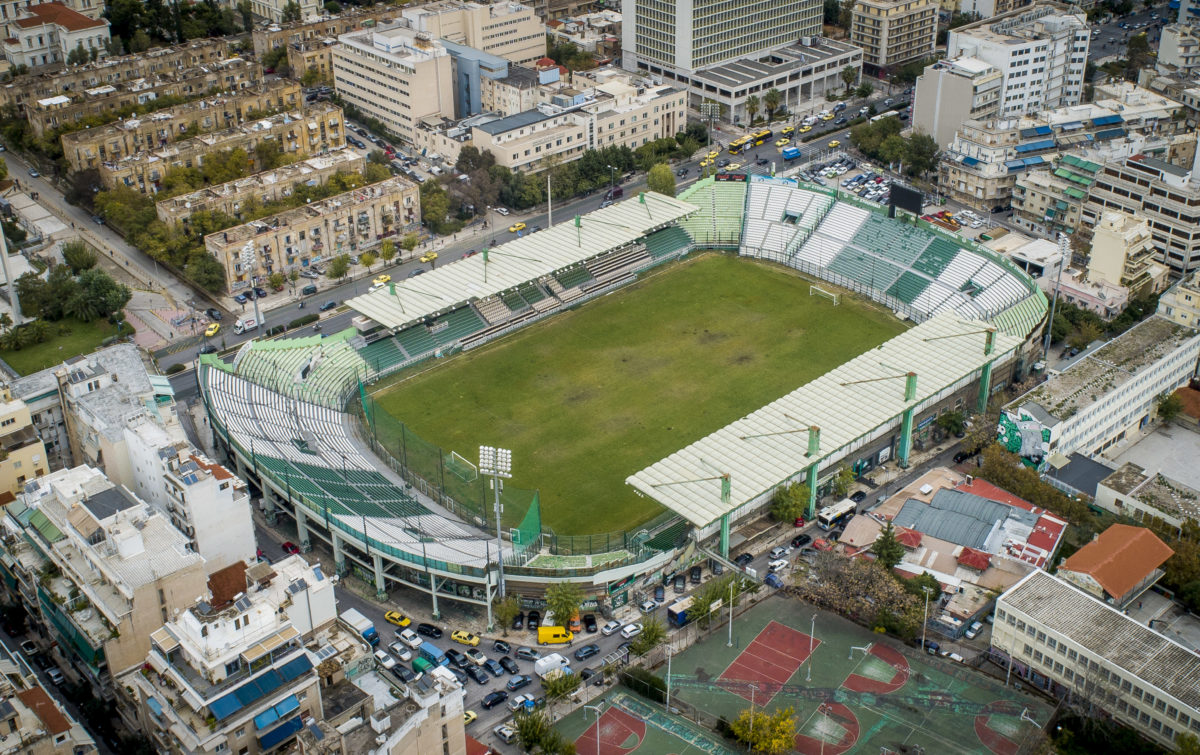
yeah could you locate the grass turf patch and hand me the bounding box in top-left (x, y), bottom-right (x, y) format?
top-left (372, 253), bottom-right (906, 535)
top-left (0, 317), bottom-right (126, 376)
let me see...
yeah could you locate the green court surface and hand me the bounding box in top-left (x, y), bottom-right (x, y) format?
top-left (371, 253), bottom-right (906, 534)
top-left (664, 596), bottom-right (1053, 754)
top-left (557, 690), bottom-right (739, 755)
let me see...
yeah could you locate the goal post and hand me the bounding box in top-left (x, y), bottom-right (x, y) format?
top-left (809, 285), bottom-right (839, 305)
top-left (445, 451), bottom-right (478, 482)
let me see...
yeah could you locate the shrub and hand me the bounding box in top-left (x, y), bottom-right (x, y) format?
top-left (165, 363), bottom-right (185, 374)
top-left (288, 314), bottom-right (319, 329)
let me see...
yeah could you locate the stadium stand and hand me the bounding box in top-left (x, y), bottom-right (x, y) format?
top-left (357, 336), bottom-right (407, 372)
top-left (642, 226), bottom-right (693, 259)
top-left (677, 180), bottom-right (747, 246)
top-left (475, 297), bottom-right (513, 325)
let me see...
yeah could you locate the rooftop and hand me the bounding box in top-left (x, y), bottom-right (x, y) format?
top-left (1060, 524), bottom-right (1173, 599)
top-left (950, 2), bottom-right (1086, 43)
top-left (893, 489), bottom-right (1039, 551)
top-left (13, 688), bottom-right (69, 736)
top-left (1044, 452), bottom-right (1116, 497)
top-left (1001, 570), bottom-right (1200, 709)
top-left (12, 342), bottom-right (150, 403)
top-left (689, 37), bottom-right (862, 89)
top-left (12, 2), bottom-right (106, 32)
top-left (1101, 462), bottom-right (1200, 522)
top-left (1010, 316), bottom-right (1199, 423)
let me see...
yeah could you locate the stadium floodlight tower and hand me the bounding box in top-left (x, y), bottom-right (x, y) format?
top-left (479, 445), bottom-right (512, 598)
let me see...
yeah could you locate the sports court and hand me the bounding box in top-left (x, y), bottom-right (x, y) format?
top-left (559, 691), bottom-right (738, 755)
top-left (665, 595), bottom-right (1053, 754)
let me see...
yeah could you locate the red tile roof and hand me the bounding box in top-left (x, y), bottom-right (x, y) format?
top-left (14, 2), bottom-right (106, 32)
top-left (465, 735), bottom-right (494, 755)
top-left (956, 547), bottom-right (991, 571)
top-left (895, 526), bottom-right (923, 548)
top-left (1060, 524), bottom-right (1174, 599)
top-left (958, 477), bottom-right (1068, 569)
top-left (207, 561), bottom-right (248, 609)
top-left (15, 688), bottom-right (70, 735)
top-left (190, 453), bottom-right (234, 481)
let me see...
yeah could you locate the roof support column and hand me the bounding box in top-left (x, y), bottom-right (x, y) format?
top-left (296, 506), bottom-right (309, 553)
top-left (898, 407), bottom-right (915, 469)
top-left (806, 462), bottom-right (819, 520)
top-left (429, 574), bottom-right (441, 621)
top-left (977, 360), bottom-right (994, 414)
top-left (331, 529), bottom-right (346, 577)
top-left (373, 553), bottom-right (387, 602)
top-left (720, 514), bottom-right (731, 559)
top-left (484, 580), bottom-right (495, 633)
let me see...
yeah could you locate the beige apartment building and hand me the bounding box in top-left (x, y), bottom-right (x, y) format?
top-left (912, 57), bottom-right (1002, 148)
top-left (205, 175), bottom-right (419, 293)
top-left (850, 0), bottom-right (938, 71)
top-left (332, 24), bottom-right (454, 145)
top-left (1087, 210), bottom-right (1169, 295)
top-left (0, 382), bottom-right (47, 498)
top-left (156, 148), bottom-right (365, 227)
top-left (251, 5), bottom-right (404, 57)
top-left (288, 38), bottom-right (337, 83)
top-left (28, 56), bottom-right (261, 140)
top-left (243, 0), bottom-right (320, 24)
top-left (1011, 153), bottom-right (1101, 239)
top-left (62, 79), bottom-right (302, 172)
top-left (0, 37), bottom-right (230, 113)
top-left (99, 102), bottom-right (345, 193)
top-left (402, 1), bottom-right (545, 66)
top-left (1157, 269), bottom-right (1200, 328)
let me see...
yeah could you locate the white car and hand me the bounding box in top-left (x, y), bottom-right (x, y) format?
top-left (620, 623), bottom-right (643, 639)
top-left (374, 649), bottom-right (397, 670)
top-left (494, 724), bottom-right (517, 744)
top-left (398, 628), bottom-right (422, 649)
top-left (769, 546), bottom-right (790, 559)
top-left (768, 558), bottom-right (789, 573)
top-left (940, 651), bottom-right (965, 663)
top-left (964, 621), bottom-right (984, 640)
top-left (601, 620), bottom-right (622, 636)
top-left (639, 600), bottom-right (657, 613)
top-left (388, 641), bottom-right (414, 662)
top-left (494, 207), bottom-right (510, 216)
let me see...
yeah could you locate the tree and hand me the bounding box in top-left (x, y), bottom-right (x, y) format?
top-left (838, 0), bottom-right (855, 28)
top-left (301, 67), bottom-right (322, 87)
top-left (871, 521), bottom-right (906, 569)
top-left (254, 140), bottom-right (288, 171)
top-left (1158, 392), bottom-right (1184, 423)
top-left (544, 582), bottom-right (583, 629)
top-left (268, 272), bottom-right (285, 290)
top-left (690, 573), bottom-right (742, 628)
top-left (514, 708), bottom-right (554, 752)
top-left (1126, 33), bottom-right (1150, 79)
top-left (1068, 320), bottom-right (1101, 351)
top-left (841, 65), bottom-right (859, 92)
top-left (61, 241), bottom-right (96, 273)
top-left (729, 706), bottom-right (797, 754)
top-left (325, 254), bottom-right (350, 280)
top-left (630, 615), bottom-right (667, 655)
top-left (281, 1), bottom-right (303, 22)
top-left (493, 595), bottom-right (520, 637)
top-left (237, 0), bottom-right (253, 31)
top-left (380, 238), bottom-right (398, 263)
top-left (359, 251), bottom-right (376, 272)
top-left (855, 82), bottom-right (873, 99)
top-left (770, 480), bottom-right (810, 522)
top-left (1177, 733), bottom-right (1200, 755)
top-left (763, 88), bottom-right (782, 120)
top-left (0, 312), bottom-right (11, 334)
top-left (76, 269), bottom-right (131, 320)
top-left (646, 163), bottom-right (676, 197)
top-left (935, 410), bottom-right (967, 437)
top-left (745, 94), bottom-right (760, 124)
top-left (0, 157), bottom-right (7, 180)
top-left (66, 44), bottom-right (89, 66)
top-left (129, 30), bottom-right (152, 54)
top-left (324, 0), bottom-right (341, 12)
top-left (288, 269), bottom-right (300, 291)
top-left (542, 670), bottom-right (581, 702)
top-left (400, 233), bottom-right (419, 253)
top-left (831, 466), bottom-right (856, 499)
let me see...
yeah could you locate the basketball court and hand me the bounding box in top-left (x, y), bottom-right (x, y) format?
top-left (718, 620), bottom-right (819, 704)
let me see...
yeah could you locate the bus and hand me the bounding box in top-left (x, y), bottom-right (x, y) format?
top-left (816, 498), bottom-right (857, 530)
top-left (417, 642), bottom-right (448, 667)
top-left (752, 128), bottom-right (773, 145)
top-left (728, 137), bottom-right (750, 154)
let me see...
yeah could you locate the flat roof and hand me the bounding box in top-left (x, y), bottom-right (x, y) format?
top-left (690, 38), bottom-right (860, 89)
top-left (346, 192), bottom-right (698, 330)
top-left (627, 313), bottom-right (1024, 528)
top-left (473, 108), bottom-right (552, 135)
top-left (1001, 570), bottom-right (1200, 710)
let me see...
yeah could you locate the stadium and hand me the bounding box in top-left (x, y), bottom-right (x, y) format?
top-left (197, 173), bottom-right (1046, 626)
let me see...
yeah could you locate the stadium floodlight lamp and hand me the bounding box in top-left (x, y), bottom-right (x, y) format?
top-left (480, 445), bottom-right (513, 602)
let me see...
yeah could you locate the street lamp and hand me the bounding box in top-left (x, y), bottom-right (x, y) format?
top-left (606, 165), bottom-right (616, 197)
top-left (584, 705), bottom-right (603, 753)
top-left (749, 683), bottom-right (759, 741)
top-left (479, 445), bottom-right (512, 598)
top-left (807, 614), bottom-right (815, 682)
top-left (921, 586), bottom-right (934, 653)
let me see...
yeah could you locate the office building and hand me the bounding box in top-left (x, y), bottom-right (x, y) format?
top-left (912, 57), bottom-right (1002, 148)
top-left (61, 79), bottom-right (303, 172)
top-left (1005, 316), bottom-right (1200, 458)
top-left (0, 382), bottom-right (48, 498)
top-left (849, 0), bottom-right (938, 72)
top-left (1158, 269), bottom-right (1200, 329)
top-left (993, 570), bottom-right (1200, 751)
top-left (0, 640), bottom-right (96, 753)
top-left (1087, 210), bottom-right (1170, 295)
top-left (1157, 24), bottom-right (1200, 78)
top-left (1, 2), bottom-right (110, 71)
top-left (401, 1), bottom-right (545, 67)
top-left (947, 3), bottom-right (1089, 118)
top-left (0, 465), bottom-right (208, 694)
top-left (1096, 463), bottom-right (1200, 531)
top-left (204, 175), bottom-right (420, 294)
top-left (331, 24), bottom-right (455, 145)
top-left (156, 148), bottom-right (366, 227)
top-left (621, 0), bottom-right (822, 78)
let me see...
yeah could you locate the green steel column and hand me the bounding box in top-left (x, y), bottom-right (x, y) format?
top-left (720, 514), bottom-right (730, 558)
top-left (806, 462), bottom-right (819, 519)
top-left (977, 361), bottom-right (994, 413)
top-left (898, 407), bottom-right (915, 468)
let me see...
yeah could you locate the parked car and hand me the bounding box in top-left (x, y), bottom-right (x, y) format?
top-left (498, 656), bottom-right (519, 674)
top-left (583, 614), bottom-right (598, 633)
top-left (492, 640), bottom-right (511, 655)
top-left (620, 623), bottom-right (643, 639)
top-left (416, 623), bottom-right (443, 639)
top-left (483, 659), bottom-right (504, 677)
top-left (465, 648), bottom-right (486, 666)
top-left (205, 308), bottom-right (222, 321)
top-left (463, 709), bottom-right (477, 725)
top-left (673, 575), bottom-right (686, 593)
top-left (965, 621), bottom-right (984, 640)
top-left (199, 343), bottom-right (218, 356)
top-left (600, 620), bottom-right (622, 636)
top-left (508, 693), bottom-right (535, 713)
top-left (507, 674), bottom-right (533, 691)
top-left (515, 646), bottom-right (541, 662)
top-left (18, 641), bottom-right (36, 656)
top-left (512, 612), bottom-right (525, 630)
top-left (769, 546), bottom-right (790, 560)
top-left (448, 666), bottom-right (469, 685)
top-left (639, 599), bottom-right (657, 613)
top-left (526, 610), bottom-right (541, 630)
top-left (939, 651), bottom-right (965, 663)
top-left (46, 668), bottom-right (64, 685)
top-left (690, 565), bottom-right (702, 584)
top-left (397, 628), bottom-right (422, 649)
top-left (392, 666), bottom-right (417, 684)
top-left (445, 648), bottom-right (469, 668)
top-left (234, 293), bottom-right (248, 305)
top-left (466, 665), bottom-right (489, 685)
top-left (494, 723), bottom-right (517, 744)
top-left (734, 553), bottom-right (754, 567)
top-left (253, 287), bottom-right (268, 298)
top-left (385, 611), bottom-right (411, 627)
top-left (768, 558), bottom-right (789, 572)
top-left (281, 542), bottom-right (300, 555)
top-left (482, 691), bottom-right (509, 709)
top-left (653, 585), bottom-right (665, 603)
top-left (373, 650), bottom-right (397, 670)
top-left (791, 533), bottom-right (812, 549)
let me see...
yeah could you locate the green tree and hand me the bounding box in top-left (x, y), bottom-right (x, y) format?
top-left (1158, 392), bottom-right (1184, 423)
top-left (0, 157), bottom-right (7, 180)
top-left (729, 706), bottom-right (797, 754)
top-left (0, 312), bottom-right (11, 335)
top-left (324, 0), bottom-right (341, 12)
top-left (363, 162), bottom-right (390, 183)
top-left (66, 44), bottom-right (89, 66)
top-left (689, 573), bottom-right (741, 628)
top-left (1177, 733), bottom-right (1200, 755)
top-left (831, 466), bottom-right (856, 499)
top-left (380, 238), bottom-right (398, 263)
top-left (237, 1), bottom-right (253, 31)
top-left (268, 271), bottom-right (285, 290)
top-left (129, 30), bottom-right (152, 54)
top-left (841, 65), bottom-right (858, 92)
top-left (186, 253), bottom-right (227, 293)
top-left (514, 708), bottom-right (554, 751)
top-left (61, 241), bottom-right (97, 273)
top-left (1068, 320), bottom-right (1102, 351)
top-left (544, 582), bottom-right (583, 630)
top-left (77, 269), bottom-right (131, 320)
top-left (1126, 33), bottom-right (1150, 79)
top-left (906, 132), bottom-right (940, 176)
top-left (646, 163), bottom-right (676, 197)
top-left (936, 410), bottom-right (967, 437)
top-left (493, 595), bottom-right (521, 637)
top-left (855, 82), bottom-right (873, 98)
top-left (542, 670), bottom-right (581, 701)
top-left (254, 140), bottom-right (288, 171)
top-left (763, 88), bottom-right (782, 120)
top-left (770, 480), bottom-right (810, 522)
top-left (281, 1), bottom-right (302, 22)
top-left (745, 94), bottom-right (760, 124)
top-left (838, 0), bottom-right (855, 28)
top-left (358, 251), bottom-right (376, 272)
top-left (400, 233), bottom-right (419, 253)
top-left (871, 521), bottom-right (906, 569)
top-left (301, 67), bottom-right (322, 87)
top-left (325, 254), bottom-right (350, 280)
top-left (630, 615), bottom-right (667, 655)
top-left (288, 269), bottom-right (300, 290)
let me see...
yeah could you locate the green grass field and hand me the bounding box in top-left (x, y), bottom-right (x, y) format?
top-left (372, 254), bottom-right (907, 535)
top-left (0, 317), bottom-right (125, 376)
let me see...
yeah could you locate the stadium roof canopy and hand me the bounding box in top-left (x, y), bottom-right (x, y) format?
top-left (346, 192), bottom-right (697, 330)
top-left (626, 313), bottom-right (1025, 528)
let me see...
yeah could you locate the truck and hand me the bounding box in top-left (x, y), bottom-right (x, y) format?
top-left (782, 146), bottom-right (801, 161)
top-left (233, 316), bottom-right (258, 335)
top-left (533, 653), bottom-right (571, 679)
top-left (340, 608), bottom-right (379, 647)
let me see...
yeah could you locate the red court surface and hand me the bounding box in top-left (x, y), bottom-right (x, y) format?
top-left (794, 701), bottom-right (860, 755)
top-left (719, 620), bottom-right (818, 705)
top-left (842, 643), bottom-right (911, 694)
top-left (975, 700), bottom-right (1023, 755)
top-left (575, 707), bottom-right (646, 755)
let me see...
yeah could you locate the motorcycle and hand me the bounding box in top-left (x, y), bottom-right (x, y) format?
top-left (298, 301), bottom-right (305, 309)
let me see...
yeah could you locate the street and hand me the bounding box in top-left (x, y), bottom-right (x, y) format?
top-left (1089, 4), bottom-right (1169, 60)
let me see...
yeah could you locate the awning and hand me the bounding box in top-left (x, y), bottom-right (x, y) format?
top-left (1095, 128), bottom-right (1126, 140)
top-left (1058, 121), bottom-right (1083, 131)
top-left (151, 627), bottom-right (179, 653)
top-left (961, 156), bottom-right (981, 166)
top-left (258, 716), bottom-right (303, 750)
top-left (1020, 125), bottom-right (1052, 137)
top-left (240, 626), bottom-right (299, 664)
top-left (1091, 114), bottom-right (1123, 127)
top-left (1063, 186), bottom-right (1087, 200)
top-left (1015, 139), bottom-right (1055, 153)
top-left (253, 694), bottom-right (300, 730)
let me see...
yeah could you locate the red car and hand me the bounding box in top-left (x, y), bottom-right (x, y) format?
top-left (793, 517), bottom-right (806, 528)
top-left (282, 542), bottom-right (300, 555)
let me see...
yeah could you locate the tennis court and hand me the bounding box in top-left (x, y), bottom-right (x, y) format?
top-left (718, 620), bottom-right (819, 704)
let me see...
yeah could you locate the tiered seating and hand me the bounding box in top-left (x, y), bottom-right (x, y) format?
top-left (675, 179), bottom-right (747, 246)
top-left (851, 216), bottom-right (932, 266)
top-left (518, 283), bottom-right (547, 304)
top-left (357, 337), bottom-right (406, 372)
top-left (912, 237), bottom-right (963, 278)
top-left (475, 297), bottom-right (512, 325)
top-left (936, 249), bottom-right (988, 291)
top-left (586, 246), bottom-right (651, 281)
top-left (795, 202), bottom-right (869, 266)
top-left (554, 267), bottom-right (592, 289)
top-left (827, 249), bottom-right (903, 291)
top-left (230, 331), bottom-right (369, 407)
top-left (430, 307), bottom-right (486, 346)
top-left (501, 290), bottom-right (527, 311)
top-left (886, 271), bottom-right (932, 305)
top-left (642, 226), bottom-right (692, 259)
top-left (395, 323), bottom-right (437, 356)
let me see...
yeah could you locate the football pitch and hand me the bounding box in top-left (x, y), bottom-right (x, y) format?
top-left (371, 253), bottom-right (907, 535)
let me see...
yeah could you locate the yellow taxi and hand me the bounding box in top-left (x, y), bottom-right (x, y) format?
top-left (384, 611), bottom-right (411, 627)
top-left (799, 125), bottom-right (812, 133)
top-left (419, 251), bottom-right (439, 263)
top-left (727, 162), bottom-right (743, 171)
top-left (775, 138), bottom-right (790, 147)
top-left (508, 222), bottom-right (526, 234)
top-left (204, 323), bottom-right (220, 338)
top-left (828, 140), bottom-right (841, 148)
top-left (463, 710), bottom-right (477, 726)
top-left (781, 126), bottom-right (795, 135)
top-left (699, 159), bottom-right (711, 167)
top-left (451, 630), bottom-right (480, 647)
top-left (821, 112), bottom-right (835, 121)
top-left (372, 274), bottom-right (391, 286)
top-left (707, 150), bottom-right (719, 160)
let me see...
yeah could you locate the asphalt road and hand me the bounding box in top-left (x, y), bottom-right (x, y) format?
top-left (1089, 3), bottom-right (1170, 59)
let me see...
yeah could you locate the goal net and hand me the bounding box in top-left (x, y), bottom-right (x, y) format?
top-left (809, 285), bottom-right (839, 305)
top-left (445, 451), bottom-right (478, 482)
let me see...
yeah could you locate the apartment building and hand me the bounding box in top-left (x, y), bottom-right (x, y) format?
top-left (525, 0), bottom-right (592, 20)
top-left (0, 382), bottom-right (47, 498)
top-left (1011, 153), bottom-right (1101, 238)
top-left (243, 0), bottom-right (320, 24)
top-left (250, 6), bottom-right (404, 57)
top-left (947, 3), bottom-right (1089, 118)
top-left (62, 78), bottom-right (302, 172)
top-left (621, 0), bottom-right (822, 77)
top-left (1006, 316), bottom-right (1200, 457)
top-left (0, 37), bottom-right (231, 113)
top-left (992, 570), bottom-right (1200, 751)
top-left (205, 175), bottom-right (419, 293)
top-left (0, 0), bottom-right (101, 39)
top-left (401, 1), bottom-right (544, 67)
top-left (28, 56), bottom-right (261, 141)
top-left (0, 465), bottom-right (208, 694)
top-left (849, 0), bottom-right (938, 71)
top-left (332, 25), bottom-right (454, 145)
top-left (479, 63), bottom-right (543, 116)
top-left (1157, 24), bottom-right (1200, 78)
top-left (1087, 210), bottom-right (1169, 295)
top-left (287, 37), bottom-right (337, 83)
top-left (156, 148), bottom-right (365, 227)
top-left (120, 556), bottom-right (336, 754)
top-left (546, 10), bottom-right (621, 56)
top-left (958, 0), bottom-right (1027, 16)
top-left (912, 57), bottom-right (1003, 147)
top-left (0, 641), bottom-right (96, 754)
top-left (99, 102), bottom-right (346, 193)
top-left (1, 2), bottom-right (109, 71)
top-left (1096, 462), bottom-right (1200, 531)
top-left (1158, 269), bottom-right (1200, 329)
top-left (1139, 69), bottom-right (1200, 128)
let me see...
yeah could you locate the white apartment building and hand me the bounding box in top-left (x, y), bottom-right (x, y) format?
top-left (241, 0), bottom-right (321, 24)
top-left (1006, 316), bottom-right (1200, 458)
top-left (332, 24), bottom-right (455, 145)
top-left (1157, 24), bottom-right (1200, 78)
top-left (122, 555), bottom-right (336, 754)
top-left (401, 0), bottom-right (544, 67)
top-left (947, 3), bottom-right (1089, 118)
top-left (1, 1), bottom-right (109, 70)
top-left (849, 0), bottom-right (938, 71)
top-left (1158, 269), bottom-right (1200, 329)
top-left (0, 640), bottom-right (96, 754)
top-left (993, 570), bottom-right (1200, 751)
top-left (912, 57), bottom-right (1002, 147)
top-left (621, 0), bottom-right (822, 77)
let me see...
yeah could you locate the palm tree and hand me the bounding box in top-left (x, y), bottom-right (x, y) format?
top-left (0, 312), bottom-right (11, 334)
top-left (763, 88), bottom-right (782, 121)
top-left (746, 94), bottom-right (760, 125)
top-left (28, 320), bottom-right (50, 343)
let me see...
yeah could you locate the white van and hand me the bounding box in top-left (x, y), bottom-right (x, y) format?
top-left (233, 317), bottom-right (258, 335)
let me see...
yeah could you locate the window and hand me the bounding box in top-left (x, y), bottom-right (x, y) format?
top-left (235, 728), bottom-right (245, 738)
top-left (1037, 631), bottom-right (1046, 643)
top-left (1047, 638), bottom-right (1056, 650)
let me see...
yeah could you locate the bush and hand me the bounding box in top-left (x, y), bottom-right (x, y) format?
top-left (266, 325), bottom-right (286, 337)
top-left (619, 667), bottom-right (666, 703)
top-left (164, 363), bottom-right (185, 375)
top-left (287, 314), bottom-right (319, 329)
